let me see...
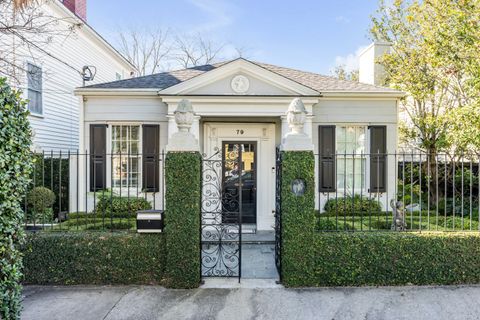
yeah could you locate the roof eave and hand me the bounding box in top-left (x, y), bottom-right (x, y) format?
top-left (74, 88), bottom-right (159, 96)
top-left (321, 90), bottom-right (405, 98)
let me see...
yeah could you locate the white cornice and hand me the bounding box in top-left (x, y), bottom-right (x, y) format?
top-left (320, 91), bottom-right (405, 98)
top-left (160, 95), bottom-right (320, 105)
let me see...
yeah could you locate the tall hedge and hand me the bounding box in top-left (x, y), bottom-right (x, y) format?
top-left (0, 78), bottom-right (33, 319)
top-left (22, 233), bottom-right (165, 285)
top-left (289, 232), bottom-right (480, 287)
top-left (280, 151), bottom-right (315, 286)
top-left (165, 152), bottom-right (201, 288)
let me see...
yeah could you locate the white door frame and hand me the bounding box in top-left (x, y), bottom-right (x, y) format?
top-left (203, 122), bottom-right (276, 231)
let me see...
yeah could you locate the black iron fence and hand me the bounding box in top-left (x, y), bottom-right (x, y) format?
top-left (316, 151), bottom-right (480, 232)
top-left (24, 151), bottom-right (166, 232)
top-left (24, 150), bottom-right (480, 233)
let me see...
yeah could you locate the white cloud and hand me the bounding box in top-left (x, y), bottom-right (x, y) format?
top-left (332, 45), bottom-right (368, 72)
top-left (188, 0), bottom-right (235, 33)
top-left (335, 15), bottom-right (350, 24)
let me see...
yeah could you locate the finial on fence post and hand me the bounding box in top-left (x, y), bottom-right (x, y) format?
top-left (166, 99), bottom-right (199, 152)
top-left (281, 98), bottom-right (313, 151)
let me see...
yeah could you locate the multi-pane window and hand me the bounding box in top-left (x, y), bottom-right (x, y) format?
top-left (336, 126), bottom-right (366, 190)
top-left (112, 125), bottom-right (140, 188)
top-left (27, 63), bottom-right (42, 115)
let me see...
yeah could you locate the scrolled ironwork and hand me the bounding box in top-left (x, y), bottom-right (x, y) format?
top-left (201, 148), bottom-right (241, 279)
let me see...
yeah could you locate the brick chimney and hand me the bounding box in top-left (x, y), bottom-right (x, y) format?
top-left (63, 0), bottom-right (87, 21)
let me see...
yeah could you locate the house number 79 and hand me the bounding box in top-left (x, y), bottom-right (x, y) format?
top-left (236, 129), bottom-right (244, 135)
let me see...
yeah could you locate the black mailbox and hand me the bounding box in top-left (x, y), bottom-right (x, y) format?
top-left (136, 210), bottom-right (164, 233)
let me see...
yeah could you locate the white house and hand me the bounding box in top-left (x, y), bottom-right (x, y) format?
top-left (4, 0), bottom-right (135, 151)
top-left (72, 45), bottom-right (403, 232)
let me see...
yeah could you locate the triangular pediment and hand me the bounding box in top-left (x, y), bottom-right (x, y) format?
top-left (159, 59), bottom-right (319, 96)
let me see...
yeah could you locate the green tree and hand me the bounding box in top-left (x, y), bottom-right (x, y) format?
top-left (371, 0), bottom-right (480, 203)
top-left (371, 0), bottom-right (480, 154)
top-left (0, 78), bottom-right (33, 319)
top-left (331, 64), bottom-right (359, 82)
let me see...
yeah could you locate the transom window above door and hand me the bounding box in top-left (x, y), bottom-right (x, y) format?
top-left (112, 125), bottom-right (140, 189)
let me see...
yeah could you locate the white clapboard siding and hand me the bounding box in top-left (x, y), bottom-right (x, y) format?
top-left (312, 99), bottom-right (398, 124)
top-left (7, 1), bottom-right (135, 152)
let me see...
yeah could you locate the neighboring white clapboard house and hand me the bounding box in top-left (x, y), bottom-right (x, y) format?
top-left (6, 0), bottom-right (135, 151)
top-left (72, 43), bottom-right (403, 231)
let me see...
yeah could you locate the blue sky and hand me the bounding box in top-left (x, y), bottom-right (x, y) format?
top-left (87, 0), bottom-right (380, 75)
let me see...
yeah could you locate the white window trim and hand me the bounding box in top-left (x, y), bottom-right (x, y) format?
top-left (107, 123), bottom-right (143, 194)
top-left (335, 124), bottom-right (370, 194)
top-left (25, 61), bottom-right (44, 117)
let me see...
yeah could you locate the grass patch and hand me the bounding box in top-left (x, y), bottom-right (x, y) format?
top-left (316, 211), bottom-right (480, 231)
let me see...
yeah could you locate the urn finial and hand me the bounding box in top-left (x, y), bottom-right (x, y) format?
top-left (174, 99), bottom-right (194, 133)
top-left (286, 98), bottom-right (307, 135)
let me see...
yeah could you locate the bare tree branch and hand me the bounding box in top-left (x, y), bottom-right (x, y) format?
top-left (117, 27), bottom-right (171, 76)
top-left (0, 0), bottom-right (79, 85)
top-left (172, 33), bottom-right (224, 68)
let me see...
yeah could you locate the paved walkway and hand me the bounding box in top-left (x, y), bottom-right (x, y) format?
top-left (22, 285), bottom-right (480, 320)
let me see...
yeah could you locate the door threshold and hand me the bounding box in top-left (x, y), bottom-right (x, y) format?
top-left (227, 224), bottom-right (257, 234)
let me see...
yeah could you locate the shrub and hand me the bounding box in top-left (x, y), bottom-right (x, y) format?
top-left (22, 232), bottom-right (164, 285)
top-left (85, 221), bottom-right (134, 231)
top-left (437, 196), bottom-right (480, 216)
top-left (284, 232), bottom-right (480, 287)
top-left (94, 195), bottom-right (151, 218)
top-left (26, 187), bottom-right (56, 223)
top-left (324, 195), bottom-right (382, 215)
top-left (0, 78), bottom-right (33, 319)
top-left (165, 152), bottom-right (201, 288)
top-left (31, 155), bottom-right (69, 214)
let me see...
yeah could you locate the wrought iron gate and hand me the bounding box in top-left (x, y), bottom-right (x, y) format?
top-left (274, 147), bottom-right (282, 280)
top-left (201, 145), bottom-right (244, 280)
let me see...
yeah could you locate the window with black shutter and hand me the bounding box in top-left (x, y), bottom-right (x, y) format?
top-left (142, 125), bottom-right (160, 192)
top-left (90, 124), bottom-right (107, 191)
top-left (318, 125), bottom-right (336, 192)
top-left (369, 125), bottom-right (387, 192)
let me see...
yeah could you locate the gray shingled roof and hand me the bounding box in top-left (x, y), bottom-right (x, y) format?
top-left (83, 58), bottom-right (398, 93)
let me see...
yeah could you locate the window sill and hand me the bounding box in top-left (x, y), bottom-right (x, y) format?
top-left (29, 112), bottom-right (44, 119)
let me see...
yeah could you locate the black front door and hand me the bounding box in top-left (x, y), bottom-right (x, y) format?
top-left (222, 141), bottom-right (257, 224)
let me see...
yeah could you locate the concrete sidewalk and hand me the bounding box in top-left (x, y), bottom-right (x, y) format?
top-left (22, 284), bottom-right (480, 320)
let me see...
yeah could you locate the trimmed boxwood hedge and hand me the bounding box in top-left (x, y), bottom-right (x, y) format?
top-left (164, 152), bottom-right (201, 288)
top-left (284, 232), bottom-right (480, 287)
top-left (279, 151), bottom-right (316, 284)
top-left (22, 232), bottom-right (165, 285)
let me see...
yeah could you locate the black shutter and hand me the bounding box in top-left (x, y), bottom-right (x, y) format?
top-left (142, 125), bottom-right (160, 192)
top-left (319, 126), bottom-right (336, 192)
top-left (90, 124), bottom-right (107, 191)
top-left (369, 125), bottom-right (387, 192)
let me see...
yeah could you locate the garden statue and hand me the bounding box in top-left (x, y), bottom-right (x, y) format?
top-left (390, 199), bottom-right (407, 231)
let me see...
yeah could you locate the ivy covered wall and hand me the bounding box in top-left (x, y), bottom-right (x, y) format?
top-left (164, 152), bottom-right (201, 288)
top-left (279, 151), bottom-right (315, 286)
